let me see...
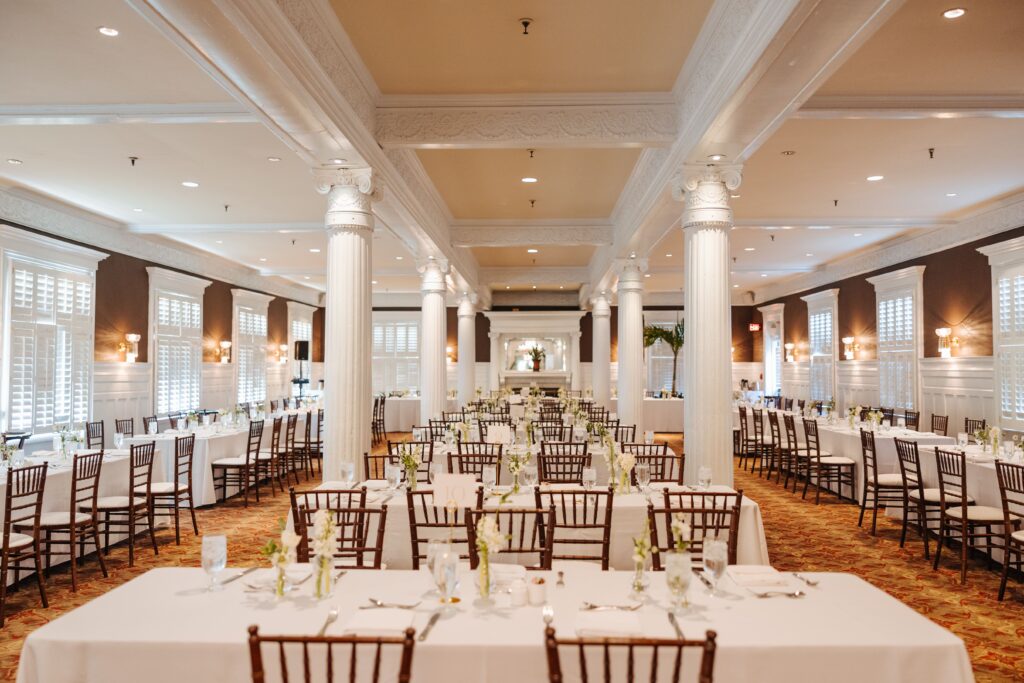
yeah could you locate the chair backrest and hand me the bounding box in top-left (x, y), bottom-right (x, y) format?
top-left (143, 415), bottom-right (159, 435)
top-left (385, 441), bottom-right (434, 483)
top-left (247, 625), bottom-right (416, 683)
top-left (295, 505), bottom-right (388, 569)
top-left (881, 408), bottom-right (895, 426)
top-left (289, 487), bottom-right (368, 552)
top-left (894, 437), bottom-right (923, 495)
top-left (466, 507), bottom-right (555, 570)
top-left (534, 489), bottom-right (613, 568)
top-left (268, 416), bottom-right (283, 456)
top-left (480, 420), bottom-right (514, 443)
top-left (427, 420), bottom-right (449, 441)
top-left (456, 441), bottom-right (503, 457)
top-left (612, 425), bottom-right (636, 443)
top-left (301, 411), bottom-right (313, 450)
top-left (284, 414), bottom-right (298, 452)
top-left (623, 445), bottom-right (682, 485)
top-left (802, 418), bottom-right (822, 458)
top-left (2, 432), bottom-right (28, 449)
top-left (447, 451), bottom-right (502, 483)
top-left (536, 454), bottom-right (591, 484)
top-left (86, 420), bottom-right (104, 450)
top-left (903, 410), bottom-right (920, 430)
top-left (442, 411), bottom-right (465, 424)
top-left (174, 434), bottom-right (196, 486)
top-left (270, 399), bottom-right (279, 413)
top-left (71, 451), bottom-right (104, 515)
top-left (246, 420), bottom-right (265, 463)
top-left (996, 461), bottom-right (1024, 533)
top-left (767, 411), bottom-right (782, 449)
top-left (751, 409), bottom-right (764, 443)
top-left (540, 441), bottom-right (588, 457)
top-left (114, 418), bottom-right (134, 438)
top-left (737, 406), bottom-right (749, 444)
top-left (316, 409), bottom-right (325, 445)
top-left (935, 447), bottom-right (970, 517)
top-left (930, 414), bottom-right (949, 436)
top-left (129, 442), bottom-right (156, 498)
top-left (965, 417), bottom-right (987, 434)
top-left (363, 453), bottom-right (399, 480)
top-left (3, 464), bottom-right (47, 546)
top-left (651, 491), bottom-right (744, 570)
top-left (406, 488), bottom-right (483, 569)
top-left (539, 423), bottom-right (572, 442)
top-left (860, 429), bottom-right (879, 486)
top-left (544, 627), bottom-right (717, 683)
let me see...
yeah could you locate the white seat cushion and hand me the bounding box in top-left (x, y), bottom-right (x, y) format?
top-left (93, 496), bottom-right (147, 510)
top-left (137, 482), bottom-right (186, 495)
top-left (25, 511), bottom-right (92, 528)
top-left (795, 450), bottom-right (832, 458)
top-left (875, 473), bottom-right (905, 487)
top-left (215, 453), bottom-right (271, 466)
top-left (910, 488), bottom-right (974, 504)
top-left (5, 532), bottom-right (34, 550)
top-left (819, 456), bottom-right (855, 466)
top-left (943, 505), bottom-right (1004, 522)
top-left (1012, 529), bottom-right (1024, 544)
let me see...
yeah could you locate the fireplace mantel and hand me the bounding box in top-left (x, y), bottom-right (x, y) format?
top-left (483, 311), bottom-right (585, 392)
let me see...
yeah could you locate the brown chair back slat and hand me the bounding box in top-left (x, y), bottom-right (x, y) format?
top-left (384, 441), bottom-right (434, 483)
top-left (114, 418), bottom-right (134, 438)
top-left (71, 452), bottom-right (104, 515)
top-left (86, 420), bottom-right (104, 451)
top-left (129, 442), bottom-right (156, 498)
top-left (3, 464), bottom-right (48, 543)
top-left (535, 489), bottom-right (613, 569)
top-left (537, 454), bottom-right (591, 484)
top-left (174, 434), bottom-right (196, 488)
top-left (295, 506), bottom-right (387, 569)
top-left (406, 488), bottom-right (483, 569)
top-left (466, 507), bottom-right (555, 570)
top-left (894, 437), bottom-right (924, 496)
top-left (650, 491), bottom-right (744, 570)
top-left (965, 417), bottom-right (987, 435)
top-left (930, 414), bottom-right (949, 436)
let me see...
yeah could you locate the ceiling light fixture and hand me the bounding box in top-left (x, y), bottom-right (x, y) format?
top-left (730, 194), bottom-right (741, 199)
top-left (805, 252), bottom-right (813, 257)
top-left (304, 276), bottom-right (310, 280)
top-left (532, 285), bottom-right (537, 290)
top-left (760, 274), bottom-right (768, 278)
top-left (259, 257), bottom-right (267, 262)
top-left (866, 175), bottom-right (884, 182)
top-left (521, 177), bottom-right (538, 183)
top-left (309, 248), bottom-right (320, 253)
top-left (329, 158), bottom-right (346, 165)
top-left (854, 233), bottom-right (863, 237)
top-left (7, 158), bottom-right (23, 165)
top-left (371, 280), bottom-right (378, 285)
top-left (781, 150), bottom-right (796, 156)
top-left (132, 208), bottom-right (143, 212)
top-left (665, 253), bottom-right (672, 258)
top-left (97, 26), bottom-right (119, 37)
top-left (181, 181), bottom-right (199, 188)
top-left (733, 284), bottom-right (739, 288)
top-left (942, 8), bottom-right (966, 19)
top-left (708, 154), bottom-right (725, 161)
top-left (395, 256), bottom-right (403, 260)
top-left (744, 247), bottom-right (756, 252)
top-left (527, 248), bottom-right (539, 254)
top-left (946, 192), bottom-right (958, 197)
top-left (267, 156), bottom-right (281, 162)
top-left (644, 273), bottom-right (651, 278)
top-left (505, 286), bottom-right (510, 290)
top-left (215, 240), bottom-right (223, 244)
top-left (559, 286), bottom-right (564, 289)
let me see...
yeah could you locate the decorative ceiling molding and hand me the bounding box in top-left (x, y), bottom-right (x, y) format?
top-left (481, 267), bottom-right (589, 286)
top-left (751, 192), bottom-right (1024, 304)
top-left (0, 185), bottom-right (321, 307)
top-left (378, 92), bottom-right (676, 109)
top-left (376, 102), bottom-right (678, 148)
top-left (0, 102), bottom-right (257, 126)
top-left (450, 220), bottom-right (614, 247)
top-left (732, 217), bottom-right (951, 230)
top-left (128, 222), bottom-right (322, 234)
top-left (490, 290), bottom-right (580, 307)
top-left (796, 94), bottom-right (1024, 120)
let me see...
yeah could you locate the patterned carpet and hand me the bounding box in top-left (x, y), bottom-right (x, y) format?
top-left (1, 434), bottom-right (1022, 681)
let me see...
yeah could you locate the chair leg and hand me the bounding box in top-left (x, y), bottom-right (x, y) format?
top-left (932, 517), bottom-right (946, 570)
top-left (69, 527), bottom-right (78, 592)
top-left (148, 506), bottom-right (159, 555)
top-left (173, 498), bottom-right (181, 545)
top-left (33, 546), bottom-right (48, 607)
top-left (128, 512), bottom-right (136, 567)
top-left (920, 504), bottom-right (932, 560)
top-left (188, 495), bottom-right (199, 536)
top-left (960, 523), bottom-right (969, 585)
top-left (998, 547), bottom-right (1012, 601)
top-left (91, 525), bottom-right (108, 578)
top-left (870, 493), bottom-right (880, 536)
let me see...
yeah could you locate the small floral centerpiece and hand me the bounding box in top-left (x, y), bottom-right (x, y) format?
top-left (974, 426), bottom-right (992, 452)
top-left (475, 515), bottom-right (506, 601)
top-left (848, 406), bottom-right (861, 430)
top-left (506, 450), bottom-right (529, 493)
top-left (603, 428), bottom-right (635, 494)
top-left (631, 516), bottom-right (657, 595)
top-left (310, 510), bottom-right (336, 600)
top-left (671, 513), bottom-right (692, 553)
top-left (260, 521), bottom-right (301, 597)
top-left (524, 419), bottom-right (535, 449)
top-left (0, 441), bottom-right (17, 465)
top-left (990, 427), bottom-right (1001, 453)
top-left (398, 443), bottom-right (421, 490)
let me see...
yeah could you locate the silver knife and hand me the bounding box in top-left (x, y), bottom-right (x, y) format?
top-left (693, 569), bottom-right (713, 591)
top-left (221, 567), bottom-right (258, 585)
top-left (667, 611), bottom-right (684, 639)
top-left (418, 610), bottom-right (442, 641)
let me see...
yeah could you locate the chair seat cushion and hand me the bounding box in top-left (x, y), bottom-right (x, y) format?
top-left (943, 505), bottom-right (1004, 522)
top-left (909, 488), bottom-right (974, 504)
top-left (23, 511), bottom-right (92, 528)
top-left (795, 451), bottom-right (832, 458)
top-left (138, 482), bottom-right (187, 495)
top-left (5, 532), bottom-right (34, 550)
top-left (213, 454), bottom-right (269, 466)
top-left (1012, 529), bottom-right (1024, 544)
top-left (93, 496), bottom-right (147, 510)
top-left (875, 473), bottom-right (905, 487)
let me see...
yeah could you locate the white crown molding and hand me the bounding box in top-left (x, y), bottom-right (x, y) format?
top-left (753, 192), bottom-right (1024, 303)
top-left (286, 300), bottom-right (317, 317)
top-left (0, 102), bottom-right (257, 126)
top-left (977, 235), bottom-right (1024, 266)
top-left (801, 288), bottom-right (839, 305)
top-left (490, 291), bottom-right (581, 308)
top-left (0, 185), bottom-right (321, 306)
top-left (732, 217), bottom-right (953, 230)
top-left (128, 222), bottom-right (321, 234)
top-left (796, 94), bottom-right (1024, 120)
top-left (866, 264), bottom-right (925, 292)
top-left (232, 288), bottom-right (275, 309)
top-left (481, 267), bottom-right (589, 286)
top-left (0, 223), bottom-right (108, 273)
top-left (451, 220), bottom-right (614, 247)
top-left (378, 92), bottom-right (676, 109)
top-left (757, 303), bottom-right (785, 315)
top-left (146, 266), bottom-right (212, 296)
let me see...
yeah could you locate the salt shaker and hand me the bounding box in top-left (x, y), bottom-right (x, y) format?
top-left (528, 577), bottom-right (547, 606)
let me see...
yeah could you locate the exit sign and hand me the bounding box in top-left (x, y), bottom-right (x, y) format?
top-left (749, 323), bottom-right (761, 332)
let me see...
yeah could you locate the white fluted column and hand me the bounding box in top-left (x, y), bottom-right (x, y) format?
top-left (676, 165), bottom-right (741, 487)
top-left (570, 331), bottom-right (582, 391)
top-left (591, 294), bottom-right (612, 406)
top-left (419, 259), bottom-right (449, 421)
top-left (457, 294), bottom-right (477, 408)
top-left (489, 333), bottom-right (500, 392)
top-left (313, 168), bottom-right (379, 481)
top-left (615, 259), bottom-right (647, 434)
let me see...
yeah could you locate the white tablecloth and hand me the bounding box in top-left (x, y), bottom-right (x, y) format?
top-left (609, 398), bottom-right (684, 432)
top-left (317, 481), bottom-right (770, 569)
top-left (16, 565), bottom-right (973, 683)
top-left (384, 397), bottom-right (459, 432)
top-left (127, 428), bottom-right (248, 507)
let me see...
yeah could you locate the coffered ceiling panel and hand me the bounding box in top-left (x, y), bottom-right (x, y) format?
top-left (472, 245), bottom-right (595, 268)
top-left (330, 0), bottom-right (713, 94)
top-left (417, 148), bottom-right (641, 219)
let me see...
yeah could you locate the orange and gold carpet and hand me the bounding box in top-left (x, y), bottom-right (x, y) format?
top-left (0, 435), bottom-right (1022, 681)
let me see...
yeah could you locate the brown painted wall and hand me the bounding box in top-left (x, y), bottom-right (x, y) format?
top-left (201, 281), bottom-right (234, 362)
top-left (731, 307), bottom-right (755, 363)
top-left (94, 251), bottom-right (151, 363)
top-left (312, 308), bottom-right (325, 363)
top-left (267, 298), bottom-right (288, 351)
top-left (476, 313), bottom-right (490, 362)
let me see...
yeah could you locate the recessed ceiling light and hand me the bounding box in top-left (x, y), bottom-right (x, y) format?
top-left (215, 240), bottom-right (223, 244)
top-left (644, 273), bottom-right (651, 278)
top-left (132, 208), bottom-right (143, 212)
top-left (527, 248), bottom-right (539, 254)
top-left (760, 273), bottom-right (768, 278)
top-left (559, 285), bottom-right (564, 289)
top-left (395, 256), bottom-right (403, 261)
top-left (532, 285), bottom-right (537, 290)
top-left (744, 247), bottom-right (756, 252)
top-left (730, 194), bottom-right (741, 199)
top-left (521, 177), bottom-right (538, 183)
top-left (505, 286), bottom-right (510, 290)
top-left (866, 175), bottom-right (884, 182)
top-left (665, 253), bottom-right (672, 258)
top-left (733, 284), bottom-right (739, 288)
top-left (854, 233), bottom-right (863, 237)
top-left (259, 257), bottom-right (267, 262)
top-left (97, 26), bottom-right (119, 37)
top-left (329, 158), bottom-right (346, 165)
top-left (781, 150), bottom-right (796, 156)
top-left (943, 8), bottom-right (966, 19)
top-left (708, 154), bottom-right (725, 161)
top-left (7, 158), bottom-right (23, 165)
top-left (371, 280), bottom-right (378, 285)
top-left (304, 276), bottom-right (310, 280)
top-left (309, 248), bottom-right (321, 253)
top-left (267, 156), bottom-right (281, 162)
top-left (807, 226), bottom-right (832, 230)
top-left (805, 252), bottom-right (813, 257)
top-left (181, 181), bottom-right (199, 188)
top-left (946, 192), bottom-right (958, 197)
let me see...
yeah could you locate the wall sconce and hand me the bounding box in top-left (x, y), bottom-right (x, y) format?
top-left (936, 328), bottom-right (960, 358)
top-left (218, 340), bottom-right (232, 364)
top-left (446, 345), bottom-right (456, 364)
top-left (119, 333), bottom-right (141, 363)
top-left (278, 344), bottom-right (288, 364)
top-left (784, 342), bottom-right (795, 363)
top-left (841, 336), bottom-right (860, 361)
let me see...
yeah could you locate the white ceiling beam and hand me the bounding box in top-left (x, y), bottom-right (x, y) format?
top-left (731, 217), bottom-right (951, 230)
top-left (795, 95), bottom-right (1024, 120)
top-left (480, 267), bottom-right (589, 286)
top-left (450, 220), bottom-right (614, 247)
top-left (376, 94), bottom-right (678, 148)
top-left (0, 103), bottom-right (258, 126)
top-left (127, 222), bottom-right (322, 234)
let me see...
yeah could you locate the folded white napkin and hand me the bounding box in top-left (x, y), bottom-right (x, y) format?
top-left (575, 610), bottom-right (643, 637)
top-left (364, 480), bottom-right (391, 490)
top-left (727, 565), bottom-right (792, 594)
top-left (342, 608), bottom-right (415, 636)
top-left (489, 564), bottom-right (527, 586)
top-left (486, 425), bottom-right (512, 444)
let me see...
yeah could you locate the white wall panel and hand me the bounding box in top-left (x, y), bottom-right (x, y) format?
top-left (201, 362), bottom-right (234, 413)
top-left (92, 361), bottom-right (151, 447)
top-left (836, 360), bottom-right (879, 412)
top-left (919, 357), bottom-right (995, 434)
top-left (782, 361), bottom-right (810, 401)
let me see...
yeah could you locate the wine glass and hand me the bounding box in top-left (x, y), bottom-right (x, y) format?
top-left (664, 552), bottom-right (692, 612)
top-left (482, 465), bottom-right (497, 492)
top-left (957, 432), bottom-right (969, 450)
top-left (522, 464), bottom-right (538, 490)
top-left (644, 430), bottom-right (655, 445)
top-left (385, 463), bottom-right (402, 490)
top-left (201, 535), bottom-right (227, 591)
top-left (339, 461), bottom-right (356, 488)
top-left (582, 467), bottom-right (597, 491)
top-left (148, 421), bottom-right (158, 436)
top-left (434, 545), bottom-right (460, 606)
top-left (425, 539), bottom-right (446, 581)
top-left (702, 537), bottom-right (728, 597)
top-left (113, 432), bottom-right (124, 451)
top-left (697, 466), bottom-right (712, 490)
top-left (429, 461), bottom-right (445, 484)
top-left (635, 462), bottom-right (651, 494)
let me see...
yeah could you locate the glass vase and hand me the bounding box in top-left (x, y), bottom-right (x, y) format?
top-left (313, 555), bottom-right (332, 600)
top-left (477, 552), bottom-right (492, 601)
top-left (406, 467), bottom-right (418, 491)
top-left (631, 559), bottom-right (649, 596)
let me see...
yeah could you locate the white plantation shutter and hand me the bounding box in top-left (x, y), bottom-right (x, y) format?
top-left (372, 315), bottom-right (420, 393)
top-left (808, 309), bottom-right (834, 401)
top-left (154, 291), bottom-right (202, 414)
top-left (236, 306), bottom-right (268, 404)
top-left (995, 266), bottom-right (1024, 426)
top-left (877, 294), bottom-right (915, 408)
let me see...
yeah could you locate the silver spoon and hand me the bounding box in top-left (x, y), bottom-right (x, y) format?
top-left (581, 601), bottom-right (643, 611)
top-left (362, 597), bottom-right (421, 610)
top-left (792, 572), bottom-right (819, 587)
top-left (317, 608), bottom-right (339, 636)
top-left (542, 604), bottom-right (554, 625)
top-left (755, 590), bottom-right (806, 599)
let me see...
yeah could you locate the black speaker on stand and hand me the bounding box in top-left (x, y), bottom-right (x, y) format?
top-left (292, 341), bottom-right (310, 397)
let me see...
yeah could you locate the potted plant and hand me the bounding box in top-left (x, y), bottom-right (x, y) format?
top-left (643, 320), bottom-right (685, 396)
top-left (528, 345), bottom-right (545, 372)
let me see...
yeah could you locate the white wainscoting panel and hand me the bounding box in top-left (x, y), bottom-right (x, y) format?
top-left (836, 360), bottom-right (879, 412)
top-left (782, 362), bottom-right (810, 401)
top-left (201, 362), bottom-right (235, 413)
top-left (920, 357), bottom-right (994, 435)
top-left (732, 362), bottom-right (763, 391)
top-left (267, 363), bottom-right (291, 402)
top-left (92, 361), bottom-right (152, 447)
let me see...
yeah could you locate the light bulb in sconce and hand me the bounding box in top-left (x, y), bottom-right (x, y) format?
top-left (123, 333), bottom-right (141, 363)
top-left (936, 328), bottom-right (959, 358)
top-left (784, 342), bottom-right (795, 363)
top-left (841, 336), bottom-right (860, 361)
top-left (446, 345), bottom-right (455, 363)
top-left (218, 340), bottom-right (232, 364)
top-left (279, 343), bottom-right (288, 364)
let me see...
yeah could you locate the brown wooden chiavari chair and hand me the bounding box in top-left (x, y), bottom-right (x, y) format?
top-left (363, 452), bottom-right (399, 481)
top-left (750, 408), bottom-right (767, 473)
top-left (539, 423), bottom-right (573, 442)
top-left (288, 487), bottom-right (368, 560)
top-left (427, 420), bottom-right (449, 442)
top-left (92, 442), bottom-right (157, 567)
top-left (903, 410), bottom-right (920, 431)
top-left (1, 464), bottom-right (48, 625)
top-left (145, 434), bottom-right (199, 544)
top-left (930, 414), bottom-right (949, 436)
top-left (537, 453), bottom-right (591, 485)
top-left (611, 424), bottom-right (637, 444)
top-left (781, 414), bottom-right (805, 492)
top-left (441, 410), bottom-right (466, 424)
top-left (538, 410), bottom-right (563, 424)
top-left (857, 429), bottom-right (905, 535)
top-left (212, 420), bottom-right (266, 507)
top-left (796, 399), bottom-right (806, 412)
top-left (995, 461), bottom-right (1024, 600)
top-left (406, 487), bottom-right (483, 569)
top-left (759, 411), bottom-right (786, 481)
top-left (880, 408), bottom-right (895, 426)
top-left (783, 398), bottom-right (794, 411)
top-left (649, 491), bottom-right (744, 570)
top-left (83, 420), bottom-right (104, 451)
top-left (270, 399), bottom-right (279, 413)
top-left (587, 406), bottom-right (610, 422)
top-left (800, 419), bottom-right (855, 503)
top-left (247, 624), bottom-right (416, 683)
top-left (544, 627), bottom-right (717, 683)
top-left (385, 441), bottom-right (434, 483)
top-left (16, 452), bottom-right (107, 591)
top-left (449, 444), bottom-right (503, 482)
top-left (295, 506), bottom-right (388, 569)
top-left (261, 416), bottom-right (284, 492)
top-left (479, 419), bottom-right (515, 443)
top-left (294, 410), bottom-right (317, 478)
top-left (535, 489), bottom-right (613, 569)
top-left (114, 418), bottom-right (134, 438)
top-left (965, 417), bottom-right (987, 435)
top-left (894, 438), bottom-right (967, 559)
top-left (736, 406), bottom-right (757, 471)
top-left (142, 415), bottom-right (159, 435)
top-left (284, 413), bottom-right (309, 484)
top-left (623, 443), bottom-right (683, 485)
top-left (933, 448), bottom-right (1003, 583)
top-left (371, 395), bottom-right (387, 446)
top-left (465, 507), bottom-right (555, 570)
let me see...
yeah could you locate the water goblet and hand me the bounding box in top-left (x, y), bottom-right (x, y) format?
top-left (385, 463), bottom-right (402, 490)
top-left (635, 462), bottom-right (651, 494)
top-left (434, 545), bottom-right (460, 606)
top-left (339, 461), bottom-right (356, 488)
top-left (113, 432), bottom-right (124, 451)
top-left (644, 430), bottom-right (655, 445)
top-left (429, 461), bottom-right (445, 484)
top-left (522, 464), bottom-right (538, 490)
top-left (697, 466), bottom-right (712, 490)
top-left (664, 552), bottom-right (693, 612)
top-left (201, 535), bottom-right (227, 591)
top-left (148, 421), bottom-right (158, 436)
top-left (957, 432), bottom-right (968, 450)
top-left (582, 467), bottom-right (597, 491)
top-left (482, 465), bottom-right (497, 492)
top-left (702, 537), bottom-right (728, 597)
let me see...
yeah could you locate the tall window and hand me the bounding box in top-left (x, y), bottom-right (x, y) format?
top-left (148, 268), bottom-right (209, 415)
top-left (644, 315), bottom-right (684, 395)
top-left (980, 239), bottom-right (1024, 430)
top-left (1, 226), bottom-right (105, 434)
top-left (803, 289), bottom-right (838, 402)
top-left (286, 301), bottom-right (316, 396)
top-left (233, 290), bottom-right (273, 405)
top-left (869, 267), bottom-right (924, 411)
top-left (759, 304), bottom-right (785, 396)
top-left (372, 312), bottom-right (420, 394)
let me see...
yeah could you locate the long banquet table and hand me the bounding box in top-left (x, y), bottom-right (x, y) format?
top-left (383, 396), bottom-right (459, 432)
top-left (609, 397), bottom-right (684, 432)
top-left (16, 564), bottom-right (974, 683)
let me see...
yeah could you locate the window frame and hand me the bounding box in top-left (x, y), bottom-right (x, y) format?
top-left (643, 311), bottom-right (685, 396)
top-left (286, 301), bottom-right (316, 396)
top-left (231, 289), bottom-right (274, 406)
top-left (980, 238), bottom-right (1024, 431)
top-left (758, 303), bottom-right (785, 397)
top-left (868, 266), bottom-right (925, 411)
top-left (801, 289), bottom-right (839, 403)
top-left (372, 310), bottom-right (421, 395)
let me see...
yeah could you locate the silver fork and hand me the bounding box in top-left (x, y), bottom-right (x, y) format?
top-left (581, 601), bottom-right (642, 611)
top-left (791, 572), bottom-right (820, 587)
top-left (361, 597), bottom-right (421, 610)
top-left (755, 590), bottom-right (806, 599)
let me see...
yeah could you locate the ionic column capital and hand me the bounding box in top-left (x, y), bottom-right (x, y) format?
top-left (418, 258), bottom-right (449, 294)
top-left (313, 167), bottom-right (381, 234)
top-left (614, 258), bottom-right (648, 294)
top-left (672, 164), bottom-right (742, 230)
top-left (457, 292), bottom-right (477, 317)
top-left (590, 293), bottom-right (612, 317)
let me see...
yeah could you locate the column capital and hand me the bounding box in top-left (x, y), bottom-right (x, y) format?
top-left (614, 258), bottom-right (648, 293)
top-left (313, 167), bottom-right (381, 233)
top-left (418, 258), bottom-right (449, 294)
top-left (457, 292), bottom-right (477, 316)
top-left (672, 164), bottom-right (742, 231)
top-left (590, 293), bottom-right (612, 317)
